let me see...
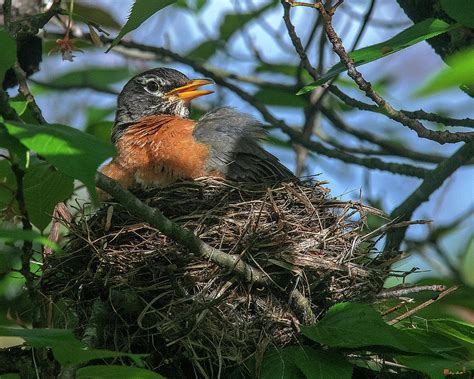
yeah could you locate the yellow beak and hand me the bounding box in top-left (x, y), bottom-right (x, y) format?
top-left (166, 79), bottom-right (214, 101)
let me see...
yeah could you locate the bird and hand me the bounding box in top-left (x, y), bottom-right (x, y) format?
top-left (99, 67), bottom-right (294, 196)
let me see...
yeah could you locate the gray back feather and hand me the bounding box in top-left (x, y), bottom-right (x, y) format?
top-left (193, 107), bottom-right (294, 182)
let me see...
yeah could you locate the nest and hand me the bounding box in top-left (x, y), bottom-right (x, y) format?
top-left (42, 178), bottom-right (391, 378)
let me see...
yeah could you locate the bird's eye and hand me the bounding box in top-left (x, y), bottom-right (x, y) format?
top-left (146, 81), bottom-right (159, 92)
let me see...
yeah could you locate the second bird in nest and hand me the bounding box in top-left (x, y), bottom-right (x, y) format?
top-left (100, 67), bottom-right (295, 196)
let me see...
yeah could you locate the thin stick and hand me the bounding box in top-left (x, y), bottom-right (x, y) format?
top-left (387, 286), bottom-right (458, 325)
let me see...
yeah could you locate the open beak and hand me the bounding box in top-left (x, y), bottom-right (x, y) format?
top-left (166, 79), bottom-right (214, 101)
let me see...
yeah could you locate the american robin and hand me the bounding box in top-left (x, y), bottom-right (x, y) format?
top-left (100, 67), bottom-right (294, 196)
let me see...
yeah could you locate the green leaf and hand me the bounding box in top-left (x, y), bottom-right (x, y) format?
top-left (85, 106), bottom-right (115, 125)
top-left (301, 303), bottom-right (430, 354)
top-left (460, 234), bottom-right (474, 286)
top-left (219, 1), bottom-right (275, 41)
top-left (77, 365), bottom-right (164, 379)
top-left (85, 121), bottom-right (113, 143)
top-left (255, 88), bottom-right (307, 108)
top-left (72, 2), bottom-right (121, 29)
top-left (261, 346), bottom-right (352, 379)
top-left (0, 374), bottom-right (21, 379)
top-left (40, 67), bottom-right (131, 93)
top-left (441, 0), bottom-right (474, 28)
top-left (0, 229), bottom-right (60, 251)
top-left (0, 127), bottom-right (28, 167)
top-left (107, 0), bottom-right (177, 52)
top-left (396, 355), bottom-right (474, 379)
top-left (0, 30), bottom-right (16, 83)
top-left (429, 319), bottom-right (474, 347)
top-left (0, 327), bottom-right (144, 366)
top-left (8, 96), bottom-right (28, 116)
top-left (3, 121), bottom-right (115, 198)
top-left (256, 63), bottom-right (299, 77)
top-left (298, 19), bottom-right (459, 94)
top-left (414, 48), bottom-right (474, 97)
top-left (186, 40), bottom-right (220, 60)
top-left (23, 160), bottom-right (74, 231)
top-left (0, 159), bottom-right (16, 208)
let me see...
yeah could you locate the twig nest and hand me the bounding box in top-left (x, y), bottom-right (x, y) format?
top-left (42, 178), bottom-right (388, 377)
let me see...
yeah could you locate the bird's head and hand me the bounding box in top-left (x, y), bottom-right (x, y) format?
top-left (113, 67), bottom-right (213, 143)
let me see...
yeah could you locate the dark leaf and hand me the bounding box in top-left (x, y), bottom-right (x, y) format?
top-left (77, 365), bottom-right (164, 379)
top-left (440, 0), bottom-right (474, 28)
top-left (396, 355), bottom-right (474, 379)
top-left (0, 327), bottom-right (144, 366)
top-left (0, 30), bottom-right (16, 83)
top-left (261, 346), bottom-right (352, 379)
top-left (0, 159), bottom-right (16, 209)
top-left (23, 160), bottom-right (74, 231)
top-left (301, 303), bottom-right (430, 354)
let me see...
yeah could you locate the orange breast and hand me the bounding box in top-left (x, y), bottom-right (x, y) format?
top-left (100, 115), bottom-right (212, 191)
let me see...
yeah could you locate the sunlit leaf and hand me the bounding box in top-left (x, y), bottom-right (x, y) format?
top-left (414, 48), bottom-right (474, 97)
top-left (77, 365), bottom-right (164, 379)
top-left (440, 0), bottom-right (474, 28)
top-left (3, 121), bottom-right (115, 199)
top-left (0, 30), bottom-right (16, 83)
top-left (298, 19), bottom-right (458, 94)
top-left (23, 160), bottom-right (74, 231)
top-left (107, 0), bottom-right (177, 52)
top-left (8, 96), bottom-right (28, 116)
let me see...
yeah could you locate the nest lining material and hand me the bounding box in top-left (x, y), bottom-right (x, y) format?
top-left (42, 177), bottom-right (389, 377)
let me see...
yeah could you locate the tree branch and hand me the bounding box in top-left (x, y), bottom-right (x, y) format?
top-left (383, 141), bottom-right (474, 254)
top-left (312, 2), bottom-right (473, 144)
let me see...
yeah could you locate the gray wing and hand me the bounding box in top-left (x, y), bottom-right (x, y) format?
top-left (193, 107), bottom-right (295, 182)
